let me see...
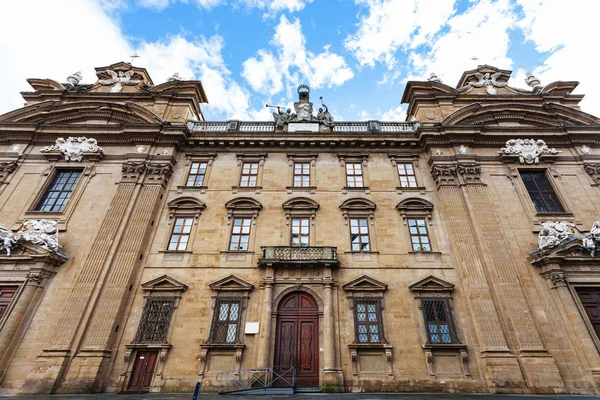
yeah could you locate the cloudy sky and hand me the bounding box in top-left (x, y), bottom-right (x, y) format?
top-left (0, 0), bottom-right (597, 121)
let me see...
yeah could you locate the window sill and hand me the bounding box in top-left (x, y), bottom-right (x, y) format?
top-left (421, 343), bottom-right (466, 350)
top-left (126, 343), bottom-right (172, 350)
top-left (408, 251), bottom-right (441, 255)
top-left (286, 186), bottom-right (317, 194)
top-left (344, 251), bottom-right (379, 254)
top-left (220, 250), bottom-right (255, 254)
top-left (177, 185), bottom-right (208, 194)
top-left (343, 186), bottom-right (371, 193)
top-left (535, 212), bottom-right (573, 218)
top-left (159, 250), bottom-right (193, 254)
top-left (201, 343), bottom-right (246, 350)
top-left (396, 186), bottom-right (426, 191)
top-left (349, 343), bottom-right (392, 349)
top-left (232, 186), bottom-right (262, 194)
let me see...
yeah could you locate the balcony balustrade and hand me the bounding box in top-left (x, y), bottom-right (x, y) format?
top-left (259, 246), bottom-right (339, 267)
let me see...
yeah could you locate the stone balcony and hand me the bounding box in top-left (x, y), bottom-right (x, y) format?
top-left (258, 246), bottom-right (339, 267)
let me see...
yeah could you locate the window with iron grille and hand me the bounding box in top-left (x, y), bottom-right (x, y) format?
top-left (291, 217), bottom-right (309, 247)
top-left (353, 298), bottom-right (384, 343)
top-left (397, 163), bottom-right (417, 188)
top-left (229, 218), bottom-right (252, 251)
top-left (186, 162), bottom-right (207, 186)
top-left (520, 171), bottom-right (565, 213)
top-left (421, 298), bottom-right (458, 344)
top-left (346, 163), bottom-right (364, 187)
top-left (240, 162), bottom-right (259, 187)
top-left (210, 298), bottom-right (242, 344)
top-left (293, 162), bottom-right (310, 187)
top-left (408, 219), bottom-right (431, 252)
top-left (350, 218), bottom-right (370, 252)
top-left (35, 170), bottom-right (82, 212)
top-left (132, 296), bottom-right (177, 344)
top-left (168, 217), bottom-right (193, 251)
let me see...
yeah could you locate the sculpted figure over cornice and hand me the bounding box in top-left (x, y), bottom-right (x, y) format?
top-left (66, 71), bottom-right (83, 88)
top-left (538, 221), bottom-right (575, 251)
top-left (41, 137), bottom-right (105, 162)
top-left (98, 69), bottom-right (141, 93)
top-left (500, 139), bottom-right (561, 164)
top-left (0, 219), bottom-right (62, 256)
top-left (461, 72), bottom-right (507, 95)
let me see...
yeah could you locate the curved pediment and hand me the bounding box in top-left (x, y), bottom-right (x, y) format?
top-left (396, 197), bottom-right (434, 212)
top-left (0, 100), bottom-right (165, 125)
top-left (282, 197), bottom-right (320, 212)
top-left (339, 197), bottom-right (377, 212)
top-left (225, 197), bottom-right (263, 211)
top-left (168, 196), bottom-right (206, 212)
top-left (441, 102), bottom-right (600, 127)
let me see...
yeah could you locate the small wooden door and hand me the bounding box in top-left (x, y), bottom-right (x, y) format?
top-left (128, 351), bottom-right (158, 393)
top-left (0, 286), bottom-right (18, 320)
top-left (577, 287), bottom-right (600, 338)
top-left (274, 292), bottom-right (319, 387)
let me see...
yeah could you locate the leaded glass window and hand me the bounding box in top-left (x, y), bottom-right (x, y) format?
top-left (210, 298), bottom-right (242, 344)
top-left (421, 298), bottom-right (458, 344)
top-left (353, 298), bottom-right (384, 343)
top-left (132, 296), bottom-right (177, 344)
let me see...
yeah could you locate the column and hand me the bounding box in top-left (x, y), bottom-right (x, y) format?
top-left (0, 272), bottom-right (43, 370)
top-left (322, 281), bottom-right (335, 371)
top-left (257, 278), bottom-right (273, 368)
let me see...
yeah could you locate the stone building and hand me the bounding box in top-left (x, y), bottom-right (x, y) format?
top-left (0, 61), bottom-right (600, 395)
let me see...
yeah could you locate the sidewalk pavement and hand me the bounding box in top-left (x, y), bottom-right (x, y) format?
top-left (1, 393), bottom-right (600, 400)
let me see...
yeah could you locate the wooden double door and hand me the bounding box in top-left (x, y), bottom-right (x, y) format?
top-left (127, 351), bottom-right (158, 393)
top-left (274, 292), bottom-right (319, 388)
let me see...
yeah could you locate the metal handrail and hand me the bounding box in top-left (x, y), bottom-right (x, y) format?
top-left (216, 366), bottom-right (296, 394)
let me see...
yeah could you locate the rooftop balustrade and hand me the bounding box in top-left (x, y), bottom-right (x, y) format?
top-left (187, 120), bottom-right (419, 134)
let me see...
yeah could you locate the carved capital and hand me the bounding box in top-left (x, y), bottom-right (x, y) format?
top-left (457, 163), bottom-right (482, 184)
top-left (26, 271), bottom-right (45, 285)
top-left (430, 164), bottom-right (458, 187)
top-left (121, 161), bottom-right (146, 182)
top-left (145, 163), bottom-right (173, 185)
top-left (585, 163), bottom-right (600, 185)
top-left (542, 270), bottom-right (567, 288)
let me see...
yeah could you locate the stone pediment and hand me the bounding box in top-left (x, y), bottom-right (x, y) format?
top-left (209, 275), bottom-right (254, 293)
top-left (409, 275), bottom-right (454, 293)
top-left (0, 241), bottom-right (69, 266)
top-left (529, 237), bottom-right (600, 266)
top-left (343, 275), bottom-right (387, 292)
top-left (141, 274), bottom-right (188, 293)
top-left (93, 61), bottom-right (153, 93)
top-left (456, 65), bottom-right (512, 89)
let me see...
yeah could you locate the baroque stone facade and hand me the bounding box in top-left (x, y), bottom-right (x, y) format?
top-left (1, 62), bottom-right (600, 395)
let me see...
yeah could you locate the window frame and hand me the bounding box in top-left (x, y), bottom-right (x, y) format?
top-left (420, 297), bottom-right (459, 345)
top-left (186, 161), bottom-right (208, 187)
top-left (209, 297), bottom-right (244, 344)
top-left (233, 153), bottom-right (267, 193)
top-left (167, 217), bottom-right (194, 252)
top-left (293, 162), bottom-right (311, 188)
top-left (397, 162), bottom-right (418, 188)
top-left (228, 217), bottom-right (252, 251)
top-left (239, 162), bottom-right (259, 188)
top-left (349, 217), bottom-right (371, 252)
top-left (165, 197), bottom-right (206, 253)
top-left (34, 169), bottom-right (83, 212)
top-left (345, 162), bottom-right (364, 188)
top-left (290, 217), bottom-right (310, 247)
top-left (286, 153), bottom-right (318, 193)
top-left (131, 295), bottom-right (178, 344)
top-left (519, 169), bottom-right (566, 214)
top-left (340, 198), bottom-right (377, 253)
top-left (338, 153), bottom-right (370, 192)
top-left (352, 297), bottom-right (385, 344)
top-left (396, 198), bottom-right (436, 253)
top-left (408, 218), bottom-right (432, 252)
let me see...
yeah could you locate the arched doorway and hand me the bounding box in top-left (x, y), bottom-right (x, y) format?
top-left (274, 291), bottom-right (319, 388)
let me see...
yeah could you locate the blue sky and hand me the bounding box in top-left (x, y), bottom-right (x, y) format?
top-left (1, 0), bottom-right (598, 121)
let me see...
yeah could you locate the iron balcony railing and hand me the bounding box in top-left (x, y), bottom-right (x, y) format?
top-left (260, 246), bottom-right (338, 261)
top-left (216, 366), bottom-right (296, 394)
top-left (187, 120), bottom-right (419, 134)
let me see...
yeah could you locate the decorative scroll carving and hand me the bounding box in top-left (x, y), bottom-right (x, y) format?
top-left (26, 271), bottom-right (45, 285)
top-left (121, 161), bottom-right (146, 181)
top-left (198, 348), bottom-right (209, 377)
top-left (585, 163), bottom-right (600, 184)
top-left (385, 347), bottom-right (393, 376)
top-left (350, 348), bottom-right (358, 376)
top-left (499, 139), bottom-right (560, 164)
top-left (41, 137), bottom-right (105, 162)
top-left (457, 163), bottom-right (481, 183)
top-left (425, 349), bottom-right (434, 376)
top-left (549, 271), bottom-right (567, 287)
top-left (460, 349), bottom-right (470, 376)
top-left (430, 164), bottom-right (457, 187)
top-left (538, 221), bottom-right (575, 251)
top-left (0, 161), bottom-right (17, 180)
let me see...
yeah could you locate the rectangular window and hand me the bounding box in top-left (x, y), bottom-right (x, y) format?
top-left (132, 296), bottom-right (177, 344)
top-left (520, 171), bottom-right (565, 213)
top-left (346, 163), bottom-right (364, 187)
top-left (186, 162), bottom-right (207, 186)
top-left (353, 298), bottom-right (384, 343)
top-left (211, 298), bottom-right (242, 344)
top-left (229, 218), bottom-right (252, 251)
top-left (0, 286), bottom-right (18, 321)
top-left (421, 298), bottom-right (457, 344)
top-left (397, 163), bottom-right (417, 188)
top-left (168, 218), bottom-right (193, 251)
top-left (350, 218), bottom-right (370, 252)
top-left (408, 219), bottom-right (431, 252)
top-left (35, 170), bottom-right (81, 212)
top-left (291, 217), bottom-right (310, 247)
top-left (240, 162), bottom-right (259, 187)
top-left (293, 162), bottom-right (310, 187)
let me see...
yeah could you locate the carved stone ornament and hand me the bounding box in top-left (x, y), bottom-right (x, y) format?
top-left (145, 163), bottom-right (173, 183)
top-left (581, 220), bottom-right (600, 257)
top-left (98, 69), bottom-right (141, 93)
top-left (271, 84), bottom-right (334, 129)
top-left (461, 72), bottom-right (507, 95)
top-left (66, 71), bottom-right (83, 88)
top-left (538, 221), bottom-right (575, 251)
top-left (585, 163), bottom-right (600, 184)
top-left (430, 164), bottom-right (457, 186)
top-left (0, 219), bottom-right (63, 256)
top-left (0, 161), bottom-right (17, 179)
top-left (458, 145), bottom-right (468, 155)
top-left (41, 137), bottom-right (105, 162)
top-left (499, 138), bottom-right (561, 164)
top-left (581, 145), bottom-right (591, 155)
top-left (121, 161), bottom-right (146, 181)
top-left (457, 163), bottom-right (481, 182)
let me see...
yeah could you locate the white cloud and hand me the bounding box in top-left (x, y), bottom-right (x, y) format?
top-left (381, 104), bottom-right (406, 121)
top-left (242, 15), bottom-right (354, 97)
top-left (345, 0), bottom-right (456, 69)
top-left (0, 0), bottom-right (133, 115)
top-left (136, 0), bottom-right (311, 14)
top-left (405, 0), bottom-right (517, 87)
top-left (516, 0), bottom-right (600, 113)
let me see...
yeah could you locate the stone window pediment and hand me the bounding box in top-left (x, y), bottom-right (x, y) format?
top-left (409, 275), bottom-right (454, 294)
top-left (140, 274), bottom-right (188, 295)
top-left (342, 275), bottom-right (388, 293)
top-left (340, 198), bottom-right (376, 220)
top-left (167, 197), bottom-right (206, 224)
top-left (396, 197), bottom-right (433, 224)
top-left (225, 197), bottom-right (263, 225)
top-left (208, 275), bottom-right (255, 294)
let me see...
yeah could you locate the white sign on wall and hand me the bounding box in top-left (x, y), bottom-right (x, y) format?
top-left (245, 322), bottom-right (260, 334)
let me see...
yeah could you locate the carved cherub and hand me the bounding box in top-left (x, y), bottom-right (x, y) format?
top-left (99, 70), bottom-right (141, 93)
top-left (467, 72), bottom-right (507, 95)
